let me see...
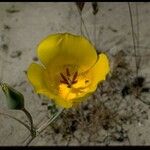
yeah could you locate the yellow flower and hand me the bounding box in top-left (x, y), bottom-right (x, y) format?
top-left (27, 33), bottom-right (110, 108)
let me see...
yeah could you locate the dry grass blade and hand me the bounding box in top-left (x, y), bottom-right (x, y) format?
top-left (76, 2), bottom-right (85, 12)
top-left (92, 2), bottom-right (99, 15)
top-left (127, 2), bottom-right (138, 77)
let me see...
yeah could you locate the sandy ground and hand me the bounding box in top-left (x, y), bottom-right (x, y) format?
top-left (0, 2), bottom-right (150, 146)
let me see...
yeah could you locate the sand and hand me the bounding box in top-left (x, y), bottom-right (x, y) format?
top-left (0, 2), bottom-right (150, 146)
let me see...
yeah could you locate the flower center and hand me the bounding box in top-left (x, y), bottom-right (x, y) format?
top-left (60, 68), bottom-right (78, 88)
top-left (58, 67), bottom-right (91, 100)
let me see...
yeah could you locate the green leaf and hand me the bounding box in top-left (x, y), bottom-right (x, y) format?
top-left (0, 83), bottom-right (24, 110)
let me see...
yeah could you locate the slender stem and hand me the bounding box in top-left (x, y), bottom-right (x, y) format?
top-left (25, 136), bottom-right (35, 146)
top-left (37, 108), bottom-right (63, 133)
top-left (80, 12), bottom-right (83, 35)
top-left (77, 6), bottom-right (91, 41)
top-left (94, 14), bottom-right (97, 48)
top-left (25, 108), bottom-right (64, 146)
top-left (135, 3), bottom-right (141, 74)
top-left (136, 3), bottom-right (139, 53)
top-left (128, 2), bottom-right (138, 77)
top-left (22, 108), bottom-right (35, 137)
top-left (81, 16), bottom-right (91, 41)
top-left (0, 111), bottom-right (30, 131)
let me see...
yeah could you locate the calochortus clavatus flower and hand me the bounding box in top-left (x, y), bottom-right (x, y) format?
top-left (27, 33), bottom-right (110, 108)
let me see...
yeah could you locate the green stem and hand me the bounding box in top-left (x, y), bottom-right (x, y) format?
top-left (22, 108), bottom-right (36, 138)
top-left (38, 108), bottom-right (63, 133)
top-left (25, 108), bottom-right (64, 146)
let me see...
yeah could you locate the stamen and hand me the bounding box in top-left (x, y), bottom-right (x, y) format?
top-left (72, 80), bottom-right (78, 84)
top-left (66, 68), bottom-right (70, 77)
top-left (60, 69), bottom-right (78, 88)
top-left (60, 73), bottom-right (69, 84)
top-left (72, 71), bottom-right (78, 83)
top-left (60, 80), bottom-right (68, 84)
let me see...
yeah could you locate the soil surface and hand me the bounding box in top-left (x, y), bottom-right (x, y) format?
top-left (0, 2), bottom-right (150, 146)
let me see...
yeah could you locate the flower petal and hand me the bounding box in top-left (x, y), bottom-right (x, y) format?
top-left (54, 93), bottom-right (90, 109)
top-left (88, 53), bottom-right (110, 92)
top-left (54, 97), bottom-right (73, 108)
top-left (37, 33), bottom-right (97, 73)
top-left (27, 63), bottom-right (55, 98)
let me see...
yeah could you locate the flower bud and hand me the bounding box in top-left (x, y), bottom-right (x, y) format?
top-left (1, 83), bottom-right (24, 110)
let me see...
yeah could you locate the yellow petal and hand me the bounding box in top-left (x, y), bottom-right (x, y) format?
top-left (88, 53), bottom-right (110, 92)
top-left (27, 63), bottom-right (77, 108)
top-left (54, 93), bottom-right (90, 109)
top-left (27, 63), bottom-right (55, 98)
top-left (37, 33), bottom-right (97, 73)
top-left (54, 97), bottom-right (73, 108)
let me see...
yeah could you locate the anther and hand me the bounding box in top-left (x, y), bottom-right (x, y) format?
top-left (72, 80), bottom-right (78, 84)
top-left (60, 80), bottom-right (68, 84)
top-left (72, 71), bottom-right (78, 83)
top-left (60, 69), bottom-right (78, 88)
top-left (60, 73), bottom-right (69, 84)
top-left (66, 68), bottom-right (70, 77)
